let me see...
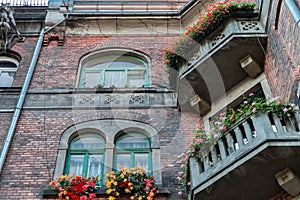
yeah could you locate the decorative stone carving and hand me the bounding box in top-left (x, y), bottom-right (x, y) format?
top-left (0, 4), bottom-right (23, 53)
top-left (239, 21), bottom-right (260, 31)
top-left (79, 95), bottom-right (95, 104)
top-left (211, 31), bottom-right (225, 46)
top-left (104, 94), bottom-right (120, 104)
top-left (43, 32), bottom-right (65, 46)
top-left (129, 95), bottom-right (145, 104)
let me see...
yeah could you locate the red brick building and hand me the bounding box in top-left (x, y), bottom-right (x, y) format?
top-left (0, 0), bottom-right (299, 200)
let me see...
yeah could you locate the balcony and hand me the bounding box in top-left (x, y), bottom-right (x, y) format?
top-left (189, 112), bottom-right (300, 199)
top-left (177, 0), bottom-right (270, 115)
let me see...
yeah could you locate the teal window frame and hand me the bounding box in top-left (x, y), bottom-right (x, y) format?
top-left (79, 55), bottom-right (149, 88)
top-left (114, 133), bottom-right (152, 174)
top-left (64, 134), bottom-right (105, 186)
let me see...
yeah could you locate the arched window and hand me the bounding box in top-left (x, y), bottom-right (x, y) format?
top-left (65, 134), bottom-right (105, 178)
top-left (0, 56), bottom-right (18, 87)
top-left (115, 133), bottom-right (151, 172)
top-left (78, 50), bottom-right (150, 88)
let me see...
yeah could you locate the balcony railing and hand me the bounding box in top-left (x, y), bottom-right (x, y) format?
top-left (0, 0), bottom-right (48, 6)
top-left (190, 112), bottom-right (300, 194)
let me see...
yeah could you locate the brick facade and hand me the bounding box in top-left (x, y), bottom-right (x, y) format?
top-left (265, 0), bottom-right (300, 103)
top-left (1, 0), bottom-right (300, 199)
top-left (0, 30), bottom-right (204, 199)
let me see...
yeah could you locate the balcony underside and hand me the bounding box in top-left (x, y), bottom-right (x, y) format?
top-left (190, 113), bottom-right (300, 200)
top-left (176, 17), bottom-right (267, 114)
top-left (193, 145), bottom-right (300, 200)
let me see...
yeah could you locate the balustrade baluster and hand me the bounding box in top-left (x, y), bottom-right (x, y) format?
top-left (203, 156), bottom-right (210, 171)
top-left (285, 117), bottom-right (296, 132)
top-left (225, 134), bottom-right (234, 154)
top-left (234, 127), bottom-right (244, 149)
top-left (251, 113), bottom-right (274, 138)
top-left (218, 140), bottom-right (227, 160)
top-left (211, 146), bottom-right (218, 164)
top-left (272, 113), bottom-right (284, 133)
top-left (243, 121), bottom-right (253, 144)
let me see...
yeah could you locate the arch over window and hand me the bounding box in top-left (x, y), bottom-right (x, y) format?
top-left (65, 134), bottom-right (105, 179)
top-left (54, 120), bottom-right (162, 185)
top-left (115, 133), bottom-right (151, 172)
top-left (0, 56), bottom-right (19, 87)
top-left (78, 49), bottom-right (150, 88)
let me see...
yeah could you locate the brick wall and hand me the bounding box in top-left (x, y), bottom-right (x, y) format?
top-left (265, 0), bottom-right (300, 103)
top-left (0, 113), bottom-right (13, 153)
top-left (29, 36), bottom-right (173, 90)
top-left (0, 107), bottom-right (200, 199)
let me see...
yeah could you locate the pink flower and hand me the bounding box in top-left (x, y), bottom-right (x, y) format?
top-left (176, 177), bottom-right (182, 181)
top-left (244, 101), bottom-right (248, 104)
top-left (249, 93), bottom-right (254, 97)
top-left (196, 139), bottom-right (204, 143)
top-left (283, 108), bottom-right (288, 113)
top-left (80, 196), bottom-right (87, 200)
top-left (221, 126), bottom-right (227, 131)
top-left (214, 121), bottom-right (222, 126)
top-left (192, 149), bottom-right (196, 153)
top-left (187, 182), bottom-right (191, 186)
top-left (82, 184), bottom-right (88, 191)
top-left (178, 171), bottom-right (184, 176)
top-left (178, 192), bottom-right (183, 195)
top-left (89, 193), bottom-right (96, 199)
top-left (189, 142), bottom-right (194, 147)
top-left (252, 108), bottom-right (256, 113)
top-left (229, 116), bottom-right (234, 121)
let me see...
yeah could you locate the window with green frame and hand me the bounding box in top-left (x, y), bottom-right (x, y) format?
top-left (79, 54), bottom-right (149, 88)
top-left (65, 134), bottom-right (105, 180)
top-left (115, 133), bottom-right (152, 172)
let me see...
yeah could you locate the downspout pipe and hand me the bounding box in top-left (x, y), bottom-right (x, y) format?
top-left (0, 27), bottom-right (45, 174)
top-left (284, 0), bottom-right (300, 28)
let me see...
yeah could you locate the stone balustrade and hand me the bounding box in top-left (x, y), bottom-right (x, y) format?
top-left (190, 112), bottom-right (300, 192)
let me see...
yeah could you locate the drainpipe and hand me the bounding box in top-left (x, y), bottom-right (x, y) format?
top-left (0, 11), bottom-right (69, 175)
top-left (284, 0), bottom-right (300, 28)
top-left (0, 27), bottom-right (45, 174)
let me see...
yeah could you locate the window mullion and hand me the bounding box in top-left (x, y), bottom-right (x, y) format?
top-left (83, 153), bottom-right (89, 178)
top-left (131, 152), bottom-right (135, 168)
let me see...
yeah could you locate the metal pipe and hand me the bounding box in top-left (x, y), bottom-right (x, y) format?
top-left (284, 0), bottom-right (300, 28)
top-left (0, 27), bottom-right (45, 174)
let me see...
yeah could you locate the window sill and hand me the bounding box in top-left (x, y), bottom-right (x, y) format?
top-left (0, 87), bottom-right (22, 92)
top-left (43, 186), bottom-right (170, 198)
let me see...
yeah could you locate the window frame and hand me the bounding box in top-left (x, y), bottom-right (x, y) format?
top-left (64, 134), bottom-right (106, 181)
top-left (0, 56), bottom-right (19, 87)
top-left (203, 73), bottom-right (273, 131)
top-left (114, 133), bottom-right (152, 173)
top-left (78, 51), bottom-right (150, 88)
top-left (54, 120), bottom-right (162, 185)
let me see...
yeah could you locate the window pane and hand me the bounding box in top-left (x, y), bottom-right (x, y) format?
top-left (69, 155), bottom-right (84, 176)
top-left (87, 155), bottom-right (102, 178)
top-left (104, 70), bottom-right (126, 88)
top-left (117, 136), bottom-right (149, 149)
top-left (72, 137), bottom-right (104, 150)
top-left (128, 70), bottom-right (145, 87)
top-left (82, 71), bottom-right (101, 88)
top-left (135, 154), bottom-right (149, 170)
top-left (0, 72), bottom-right (15, 87)
top-left (116, 154), bottom-right (131, 169)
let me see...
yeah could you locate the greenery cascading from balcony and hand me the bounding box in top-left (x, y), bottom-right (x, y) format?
top-left (162, 0), bottom-right (258, 68)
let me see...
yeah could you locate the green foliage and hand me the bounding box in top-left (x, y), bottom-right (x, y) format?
top-left (163, 0), bottom-right (257, 68)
